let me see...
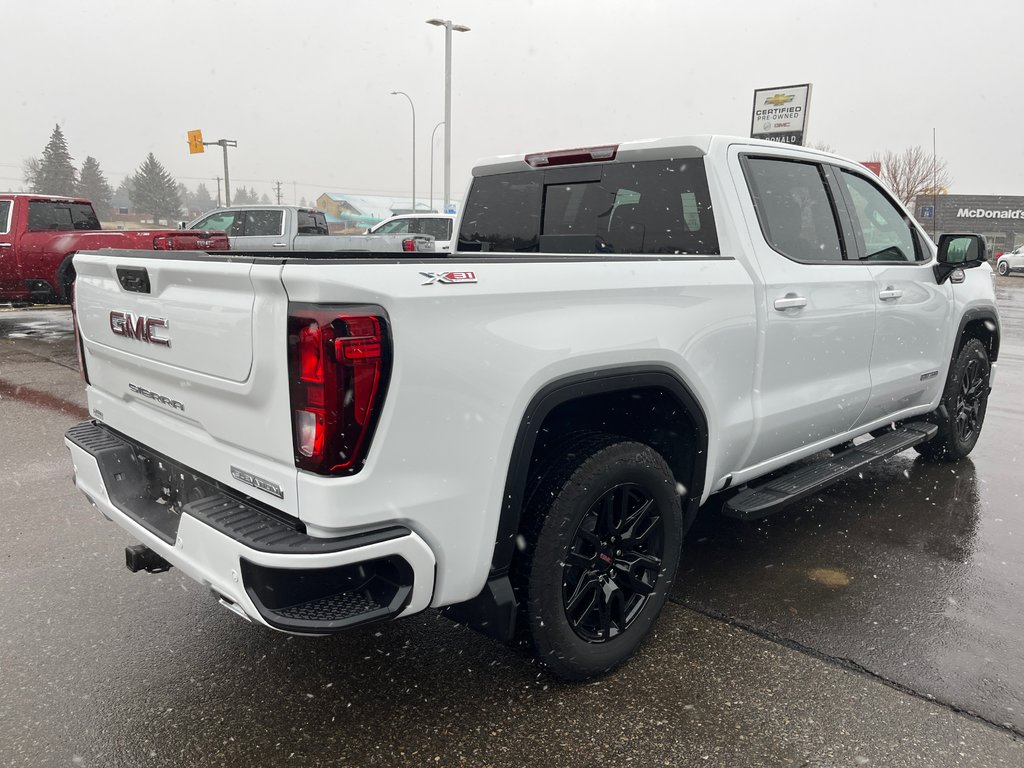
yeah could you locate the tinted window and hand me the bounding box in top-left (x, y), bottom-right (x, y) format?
top-left (841, 171), bottom-right (920, 262)
top-left (375, 219), bottom-right (410, 234)
top-left (26, 201), bottom-right (101, 232)
top-left (409, 218), bottom-right (452, 240)
top-left (243, 210), bottom-right (284, 237)
top-left (459, 173), bottom-right (542, 252)
top-left (458, 158), bottom-right (717, 255)
top-left (297, 210), bottom-right (328, 235)
top-left (0, 201), bottom-right (11, 234)
top-left (744, 158), bottom-right (843, 262)
top-left (193, 212), bottom-right (237, 232)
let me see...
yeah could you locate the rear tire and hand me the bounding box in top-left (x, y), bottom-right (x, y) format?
top-left (998, 259), bottom-right (1009, 276)
top-left (915, 338), bottom-right (990, 462)
top-left (514, 435), bottom-right (684, 681)
top-left (58, 258), bottom-right (76, 304)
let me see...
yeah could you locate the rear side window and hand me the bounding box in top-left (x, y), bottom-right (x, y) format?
top-left (458, 158), bottom-right (718, 255)
top-left (409, 218), bottom-right (452, 240)
top-left (743, 157), bottom-right (843, 262)
top-left (297, 210), bottom-right (328, 235)
top-left (243, 210), bottom-right (284, 237)
top-left (26, 201), bottom-right (101, 232)
top-left (0, 201), bottom-right (11, 234)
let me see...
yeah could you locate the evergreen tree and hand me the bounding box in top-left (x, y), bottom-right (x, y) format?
top-left (26, 124), bottom-right (78, 195)
top-left (176, 182), bottom-right (195, 214)
top-left (259, 193), bottom-right (272, 204)
top-left (76, 156), bottom-right (113, 215)
top-left (112, 176), bottom-right (134, 211)
top-left (194, 183), bottom-right (214, 213)
top-left (130, 153), bottom-right (182, 222)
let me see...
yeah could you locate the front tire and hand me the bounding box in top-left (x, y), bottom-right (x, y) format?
top-left (515, 436), bottom-right (684, 681)
top-left (915, 338), bottom-right (990, 462)
top-left (998, 259), bottom-right (1009, 276)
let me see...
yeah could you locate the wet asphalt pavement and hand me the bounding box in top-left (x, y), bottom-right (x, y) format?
top-left (1, 285), bottom-right (1023, 767)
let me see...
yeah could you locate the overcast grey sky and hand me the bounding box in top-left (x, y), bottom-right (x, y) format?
top-left (4, 0), bottom-right (1020, 205)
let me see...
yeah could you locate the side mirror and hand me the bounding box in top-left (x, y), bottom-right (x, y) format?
top-left (935, 233), bottom-right (986, 284)
top-left (178, 221), bottom-right (188, 230)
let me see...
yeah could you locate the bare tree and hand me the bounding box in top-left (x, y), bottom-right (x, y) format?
top-left (870, 146), bottom-right (951, 206)
top-left (810, 142), bottom-right (836, 154)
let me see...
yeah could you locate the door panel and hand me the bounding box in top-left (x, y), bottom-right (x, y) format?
top-left (735, 152), bottom-right (876, 466)
top-left (861, 262), bottom-right (951, 424)
top-left (833, 169), bottom-right (951, 425)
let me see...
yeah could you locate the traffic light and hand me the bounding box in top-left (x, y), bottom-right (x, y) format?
top-left (187, 130), bottom-right (204, 154)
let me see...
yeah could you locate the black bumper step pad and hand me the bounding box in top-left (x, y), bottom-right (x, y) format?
top-left (66, 421), bottom-right (410, 554)
top-left (183, 495), bottom-right (409, 554)
top-left (722, 421), bottom-right (938, 521)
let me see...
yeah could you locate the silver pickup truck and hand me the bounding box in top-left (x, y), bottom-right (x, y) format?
top-left (186, 205), bottom-right (434, 252)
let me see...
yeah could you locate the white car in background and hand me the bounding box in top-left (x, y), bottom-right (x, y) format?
top-left (996, 244), bottom-right (1024, 275)
top-left (368, 213), bottom-right (455, 252)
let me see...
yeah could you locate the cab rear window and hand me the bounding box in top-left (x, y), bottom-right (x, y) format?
top-left (458, 158), bottom-right (718, 255)
top-left (27, 201), bottom-right (100, 231)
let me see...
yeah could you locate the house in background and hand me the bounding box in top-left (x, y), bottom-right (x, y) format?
top-left (316, 193), bottom-right (433, 232)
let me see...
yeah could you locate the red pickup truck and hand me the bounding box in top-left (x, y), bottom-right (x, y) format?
top-left (0, 194), bottom-right (229, 303)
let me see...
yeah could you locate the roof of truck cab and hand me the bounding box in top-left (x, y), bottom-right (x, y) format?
top-left (470, 134), bottom-right (844, 176)
top-left (0, 193), bottom-right (93, 203)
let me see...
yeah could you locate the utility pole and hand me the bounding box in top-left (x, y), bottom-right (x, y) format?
top-left (275, 181), bottom-right (283, 205)
top-left (215, 176), bottom-right (222, 208)
top-left (201, 138), bottom-right (237, 206)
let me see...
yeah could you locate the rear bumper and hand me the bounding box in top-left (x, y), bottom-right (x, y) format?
top-left (64, 421), bottom-right (436, 633)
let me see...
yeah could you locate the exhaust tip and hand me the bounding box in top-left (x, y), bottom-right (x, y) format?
top-left (125, 544), bottom-right (172, 574)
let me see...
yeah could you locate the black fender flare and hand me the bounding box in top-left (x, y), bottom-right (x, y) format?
top-left (490, 364), bottom-right (710, 577)
top-left (954, 307), bottom-right (1000, 364)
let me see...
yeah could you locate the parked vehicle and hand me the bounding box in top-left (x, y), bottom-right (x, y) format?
top-left (0, 194), bottom-right (228, 303)
top-left (368, 213), bottom-right (456, 253)
top-left (65, 135), bottom-right (999, 681)
top-left (996, 244), bottom-right (1024, 275)
top-left (186, 205), bottom-right (434, 253)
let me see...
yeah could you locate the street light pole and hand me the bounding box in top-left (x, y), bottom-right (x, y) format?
top-left (426, 18), bottom-right (470, 211)
top-left (203, 139), bottom-right (237, 206)
top-left (429, 121), bottom-right (444, 212)
top-left (391, 91), bottom-right (416, 212)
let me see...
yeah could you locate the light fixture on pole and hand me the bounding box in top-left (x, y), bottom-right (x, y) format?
top-left (426, 18), bottom-right (470, 211)
top-left (390, 91), bottom-right (416, 212)
top-left (429, 121), bottom-right (444, 212)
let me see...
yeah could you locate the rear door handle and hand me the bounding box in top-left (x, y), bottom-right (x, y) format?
top-left (272, 242), bottom-right (288, 248)
top-left (879, 287), bottom-right (903, 301)
top-left (773, 294), bottom-right (807, 311)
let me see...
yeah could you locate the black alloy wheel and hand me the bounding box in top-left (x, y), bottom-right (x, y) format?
top-left (954, 357), bottom-right (986, 443)
top-left (916, 337), bottom-right (990, 462)
top-left (514, 434), bottom-right (685, 681)
top-left (562, 483), bottom-right (664, 642)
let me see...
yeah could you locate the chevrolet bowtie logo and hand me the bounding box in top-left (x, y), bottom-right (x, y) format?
top-left (765, 93), bottom-right (794, 106)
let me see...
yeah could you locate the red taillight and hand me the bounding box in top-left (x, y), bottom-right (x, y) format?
top-left (524, 144), bottom-right (619, 168)
top-left (69, 281), bottom-right (89, 384)
top-left (402, 238), bottom-right (417, 252)
top-left (287, 305), bottom-right (390, 475)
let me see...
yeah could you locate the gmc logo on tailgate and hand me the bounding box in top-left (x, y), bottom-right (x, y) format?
top-left (109, 311), bottom-right (171, 346)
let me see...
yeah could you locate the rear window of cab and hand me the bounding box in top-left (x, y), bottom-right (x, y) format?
top-left (458, 158), bottom-right (718, 255)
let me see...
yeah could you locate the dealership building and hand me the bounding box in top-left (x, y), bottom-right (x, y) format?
top-left (915, 194), bottom-right (1024, 255)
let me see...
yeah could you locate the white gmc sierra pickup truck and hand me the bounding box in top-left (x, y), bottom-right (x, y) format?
top-left (65, 136), bottom-right (999, 680)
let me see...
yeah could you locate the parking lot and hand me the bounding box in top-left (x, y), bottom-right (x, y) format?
top-left (1, 278), bottom-right (1023, 767)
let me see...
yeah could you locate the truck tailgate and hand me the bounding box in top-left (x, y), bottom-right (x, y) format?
top-left (73, 250), bottom-right (300, 515)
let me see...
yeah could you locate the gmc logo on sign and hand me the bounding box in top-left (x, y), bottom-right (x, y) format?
top-left (420, 270), bottom-right (478, 285)
top-left (109, 311), bottom-right (171, 346)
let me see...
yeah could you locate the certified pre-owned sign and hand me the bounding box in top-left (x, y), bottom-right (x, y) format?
top-left (750, 83), bottom-right (812, 146)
